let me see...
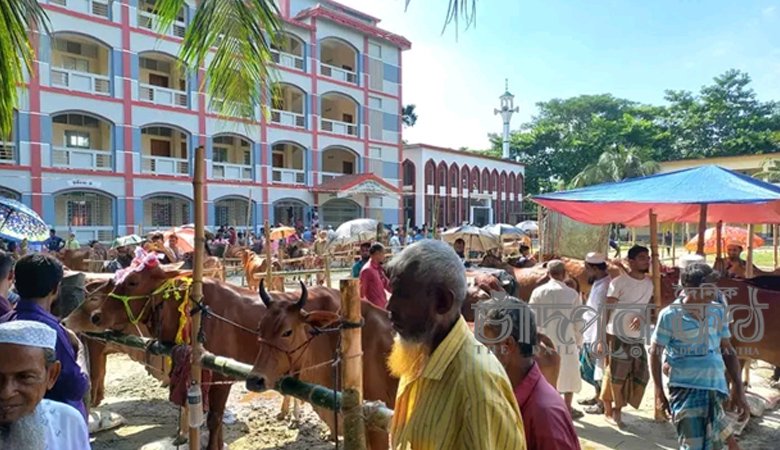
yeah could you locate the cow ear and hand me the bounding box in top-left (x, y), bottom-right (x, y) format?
top-left (302, 310), bottom-right (341, 329)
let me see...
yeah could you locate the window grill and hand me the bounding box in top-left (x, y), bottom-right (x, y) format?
top-left (144, 195), bottom-right (191, 228)
top-left (55, 192), bottom-right (112, 228)
top-left (214, 198), bottom-right (249, 228)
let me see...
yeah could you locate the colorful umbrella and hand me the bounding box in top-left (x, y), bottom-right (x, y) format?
top-left (684, 226), bottom-right (765, 254)
top-left (163, 226), bottom-right (195, 253)
top-left (110, 234), bottom-right (144, 249)
top-left (269, 226), bottom-right (297, 241)
top-left (0, 198), bottom-right (49, 243)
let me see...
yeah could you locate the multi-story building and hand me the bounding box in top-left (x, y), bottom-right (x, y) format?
top-left (1, 0), bottom-right (409, 242)
top-left (402, 144), bottom-right (526, 228)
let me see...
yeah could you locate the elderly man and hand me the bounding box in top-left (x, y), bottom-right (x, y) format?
top-left (579, 252), bottom-right (611, 415)
top-left (599, 245), bottom-right (653, 428)
top-left (359, 243), bottom-right (389, 309)
top-left (386, 240), bottom-right (526, 449)
top-left (651, 262), bottom-right (748, 450)
top-left (529, 259), bottom-right (583, 419)
top-left (0, 320), bottom-right (91, 449)
top-left (12, 254), bottom-right (90, 422)
top-left (482, 296), bottom-right (582, 450)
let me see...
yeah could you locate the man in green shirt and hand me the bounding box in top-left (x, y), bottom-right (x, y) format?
top-left (351, 242), bottom-right (371, 278)
top-left (65, 233), bottom-right (80, 250)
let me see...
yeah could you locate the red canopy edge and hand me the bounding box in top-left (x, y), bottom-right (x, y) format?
top-left (533, 199), bottom-right (780, 227)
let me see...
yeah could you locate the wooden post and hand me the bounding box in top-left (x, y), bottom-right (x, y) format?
top-left (631, 227), bottom-right (636, 246)
top-left (746, 224), bottom-right (755, 278)
top-left (189, 146), bottom-right (206, 449)
top-left (340, 279), bottom-right (366, 450)
top-left (246, 190), bottom-right (253, 234)
top-left (537, 204), bottom-right (544, 262)
top-left (649, 210), bottom-right (661, 308)
top-left (774, 224), bottom-right (778, 270)
top-left (137, 224), bottom-right (142, 237)
top-left (696, 204), bottom-right (707, 256)
top-left (376, 221), bottom-right (384, 245)
top-left (323, 254), bottom-right (332, 288)
top-left (671, 223), bottom-right (676, 264)
top-left (264, 220), bottom-right (273, 285)
top-left (716, 221), bottom-right (723, 262)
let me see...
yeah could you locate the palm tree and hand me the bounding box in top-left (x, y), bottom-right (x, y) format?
top-left (1, 0), bottom-right (476, 138)
top-left (752, 158), bottom-right (780, 183)
top-left (402, 104), bottom-right (418, 127)
top-left (569, 146), bottom-right (660, 188)
top-left (1, 0), bottom-right (50, 138)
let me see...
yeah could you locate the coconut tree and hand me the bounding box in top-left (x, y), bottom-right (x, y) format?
top-left (0, 0), bottom-right (476, 138)
top-left (569, 146), bottom-right (660, 188)
top-left (0, 0), bottom-right (49, 138)
top-left (753, 157), bottom-right (780, 183)
top-left (402, 104), bottom-right (418, 127)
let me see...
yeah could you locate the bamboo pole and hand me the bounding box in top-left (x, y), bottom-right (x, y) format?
top-left (696, 205), bottom-right (708, 256)
top-left (649, 210), bottom-right (661, 308)
top-left (774, 224), bottom-right (778, 270)
top-left (189, 145), bottom-right (206, 449)
top-left (246, 190), bottom-right (253, 233)
top-left (84, 331), bottom-right (394, 432)
top-left (671, 223), bottom-right (676, 264)
top-left (537, 204), bottom-right (544, 262)
top-left (264, 220), bottom-right (273, 286)
top-left (323, 254), bottom-right (332, 288)
top-left (746, 224), bottom-right (755, 278)
top-left (631, 227), bottom-right (636, 246)
top-left (716, 221), bottom-right (723, 264)
top-left (340, 279), bottom-right (366, 450)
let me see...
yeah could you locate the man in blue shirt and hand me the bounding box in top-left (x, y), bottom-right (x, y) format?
top-left (302, 227), bottom-right (313, 244)
top-left (44, 229), bottom-right (64, 253)
top-left (650, 262), bottom-right (748, 450)
top-left (351, 242), bottom-right (371, 278)
top-left (11, 254), bottom-right (90, 423)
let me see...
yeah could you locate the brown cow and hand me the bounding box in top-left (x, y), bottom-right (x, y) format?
top-left (89, 265), bottom-right (330, 450)
top-left (56, 242), bottom-right (110, 271)
top-left (247, 281), bottom-right (396, 450)
top-left (240, 249), bottom-right (284, 291)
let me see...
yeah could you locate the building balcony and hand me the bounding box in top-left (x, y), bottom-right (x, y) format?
top-left (52, 147), bottom-right (112, 171)
top-left (320, 171), bottom-right (343, 183)
top-left (139, 84), bottom-right (188, 108)
top-left (142, 155), bottom-right (189, 176)
top-left (213, 162), bottom-right (252, 181)
top-left (50, 0), bottom-right (111, 19)
top-left (270, 109), bottom-right (305, 128)
top-left (320, 118), bottom-right (357, 137)
top-left (51, 68), bottom-right (111, 96)
top-left (0, 143), bottom-right (15, 164)
top-left (272, 168), bottom-right (306, 185)
top-left (320, 63), bottom-right (357, 84)
top-left (271, 49), bottom-right (304, 71)
top-left (137, 10), bottom-right (186, 38)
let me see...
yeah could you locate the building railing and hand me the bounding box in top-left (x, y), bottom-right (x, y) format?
top-left (137, 10), bottom-right (186, 38)
top-left (0, 143), bottom-right (15, 163)
top-left (52, 147), bottom-right (113, 171)
top-left (142, 155), bottom-right (189, 176)
top-left (320, 63), bottom-right (357, 84)
top-left (271, 49), bottom-right (305, 71)
top-left (320, 171), bottom-right (349, 183)
top-left (51, 68), bottom-right (111, 96)
top-left (320, 118), bottom-right (358, 137)
top-left (66, 226), bottom-right (114, 244)
top-left (213, 162), bottom-right (252, 181)
top-left (139, 83), bottom-right (188, 108)
top-left (272, 168), bottom-right (306, 185)
top-left (270, 109), bottom-right (305, 128)
top-left (50, 0), bottom-right (110, 18)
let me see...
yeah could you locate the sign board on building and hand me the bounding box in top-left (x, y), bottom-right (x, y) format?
top-left (67, 179), bottom-right (101, 188)
top-left (338, 180), bottom-right (398, 198)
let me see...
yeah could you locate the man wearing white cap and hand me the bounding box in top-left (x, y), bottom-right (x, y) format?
top-left (0, 320), bottom-right (91, 450)
top-left (578, 252), bottom-right (611, 415)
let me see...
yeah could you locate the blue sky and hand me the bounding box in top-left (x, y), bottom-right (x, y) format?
top-left (337, 0), bottom-right (780, 150)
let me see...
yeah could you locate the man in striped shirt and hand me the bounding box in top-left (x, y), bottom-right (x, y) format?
top-left (386, 240), bottom-right (526, 450)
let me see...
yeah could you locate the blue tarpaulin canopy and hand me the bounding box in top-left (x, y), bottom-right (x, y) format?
top-left (533, 165), bottom-right (780, 226)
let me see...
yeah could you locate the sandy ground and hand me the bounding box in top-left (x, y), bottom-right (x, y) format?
top-left (88, 274), bottom-right (780, 449)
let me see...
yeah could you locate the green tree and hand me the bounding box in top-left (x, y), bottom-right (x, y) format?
top-left (402, 104), bottom-right (418, 127)
top-left (569, 146), bottom-right (660, 188)
top-left (752, 158), bottom-right (780, 183)
top-left (0, 0), bottom-right (50, 138)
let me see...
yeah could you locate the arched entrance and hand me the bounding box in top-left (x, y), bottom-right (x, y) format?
top-left (143, 194), bottom-right (192, 233)
top-left (321, 198), bottom-right (362, 228)
top-left (54, 190), bottom-right (115, 242)
top-left (273, 198), bottom-right (307, 227)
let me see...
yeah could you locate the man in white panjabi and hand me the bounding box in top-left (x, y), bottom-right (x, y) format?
top-left (529, 259), bottom-right (584, 419)
top-left (0, 320), bottom-right (91, 450)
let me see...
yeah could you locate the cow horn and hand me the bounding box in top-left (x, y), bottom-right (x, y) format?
top-left (296, 281), bottom-right (308, 310)
top-left (259, 278), bottom-right (272, 306)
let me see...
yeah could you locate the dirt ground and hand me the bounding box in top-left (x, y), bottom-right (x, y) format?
top-left (89, 355), bottom-right (780, 450)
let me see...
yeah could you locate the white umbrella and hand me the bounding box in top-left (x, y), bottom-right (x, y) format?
top-left (483, 223), bottom-right (527, 239)
top-left (516, 221), bottom-right (539, 233)
top-left (441, 225), bottom-right (499, 253)
top-left (328, 218), bottom-right (386, 247)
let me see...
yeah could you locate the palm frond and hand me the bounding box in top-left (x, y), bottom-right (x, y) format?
top-left (405, 0), bottom-right (476, 38)
top-left (154, 0), bottom-right (281, 121)
top-left (0, 0), bottom-right (50, 138)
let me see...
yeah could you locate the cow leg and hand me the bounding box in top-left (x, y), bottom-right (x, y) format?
top-left (278, 395), bottom-right (290, 421)
top-left (87, 339), bottom-right (108, 407)
top-left (367, 429), bottom-right (389, 450)
top-left (742, 358), bottom-right (751, 389)
top-left (206, 381), bottom-right (232, 450)
top-left (313, 406), bottom-right (339, 442)
top-left (292, 398), bottom-right (301, 427)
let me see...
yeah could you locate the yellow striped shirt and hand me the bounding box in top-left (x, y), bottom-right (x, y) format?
top-left (391, 317), bottom-right (527, 450)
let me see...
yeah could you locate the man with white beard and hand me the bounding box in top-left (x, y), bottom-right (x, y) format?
top-left (0, 320), bottom-right (90, 450)
top-left (385, 239), bottom-right (526, 449)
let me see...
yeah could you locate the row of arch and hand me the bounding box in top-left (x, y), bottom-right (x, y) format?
top-left (403, 159), bottom-right (524, 226)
